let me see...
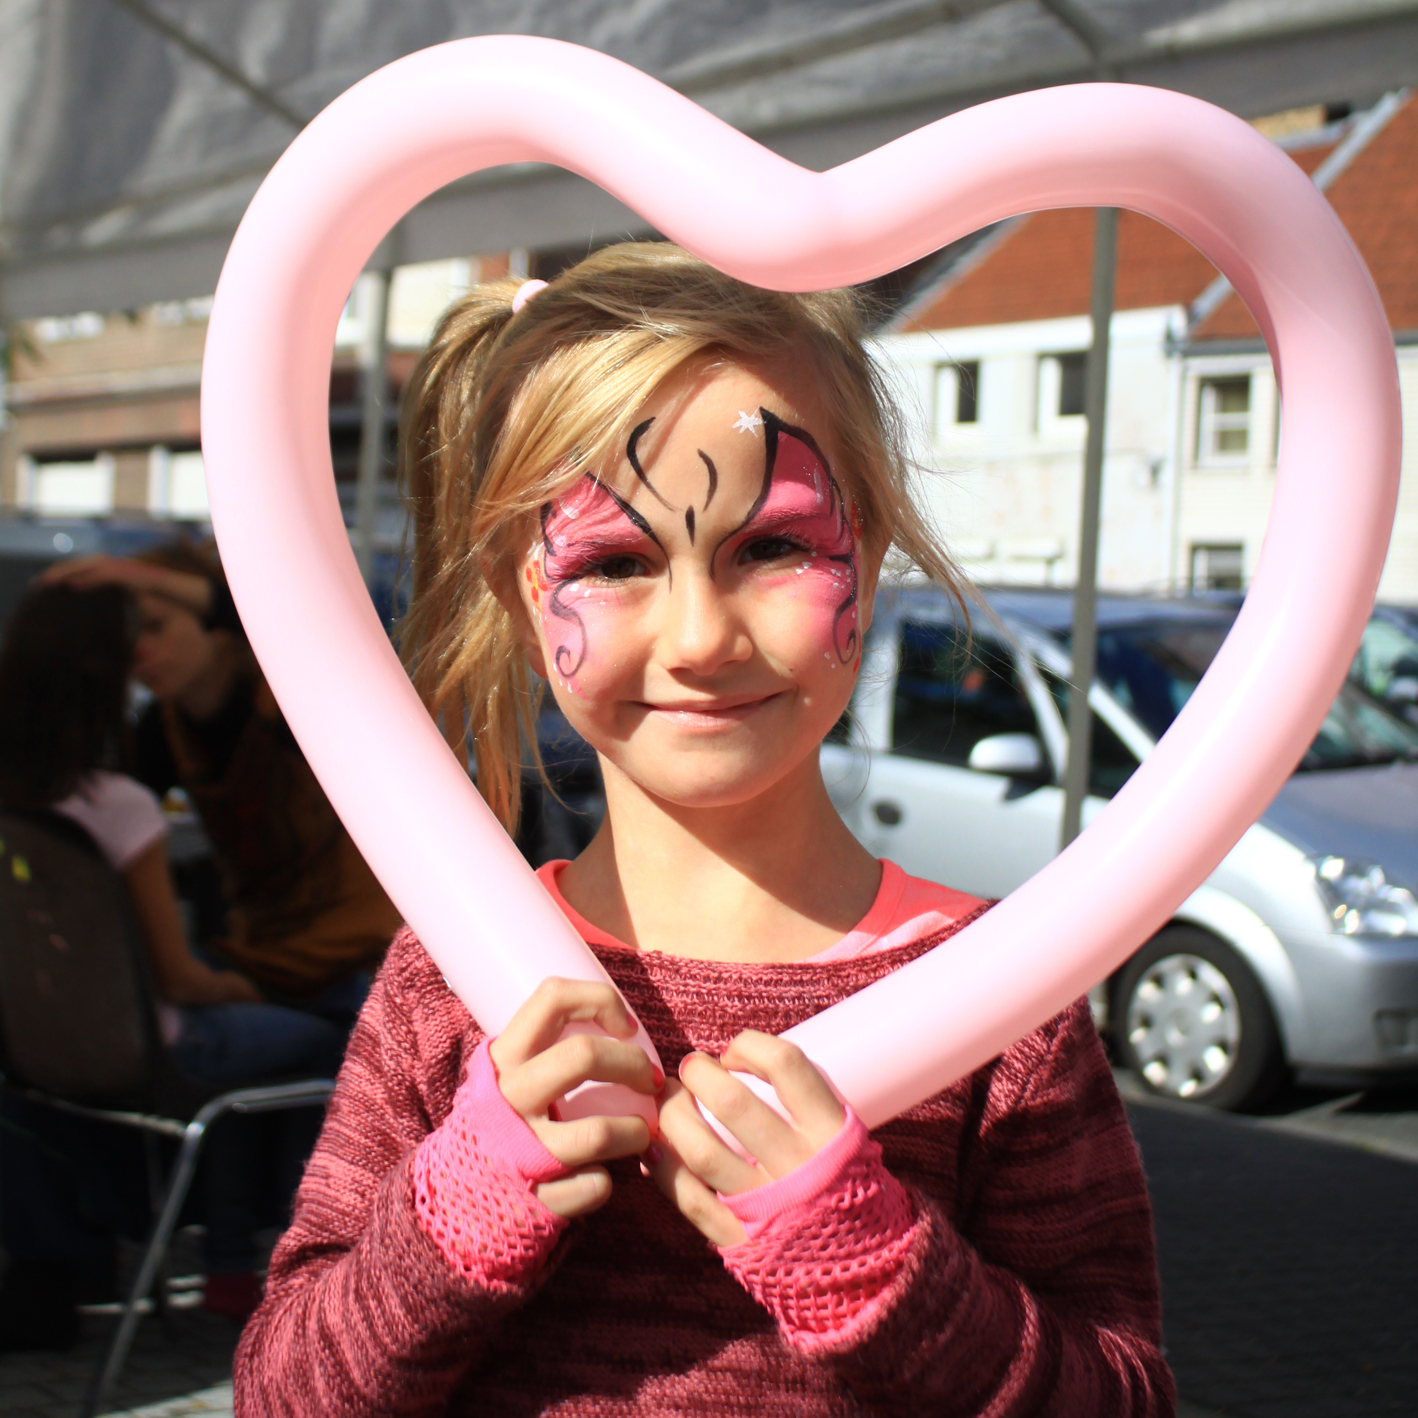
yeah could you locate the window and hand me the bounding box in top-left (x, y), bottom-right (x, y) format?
top-left (1197, 376), bottom-right (1251, 461)
top-left (1190, 543), bottom-right (1244, 592)
top-left (151, 296), bottom-right (214, 326)
top-left (1056, 352), bottom-right (1087, 417)
top-left (892, 622), bottom-right (1041, 766)
top-left (933, 360), bottom-right (980, 435)
top-left (1038, 352), bottom-right (1087, 426)
top-left (19, 455), bottom-right (115, 516)
top-left (1041, 671), bottom-right (1140, 798)
top-left (1351, 619), bottom-right (1418, 703)
top-left (955, 360), bottom-right (979, 423)
top-left (148, 448), bottom-right (210, 519)
top-left (32, 312), bottom-right (104, 343)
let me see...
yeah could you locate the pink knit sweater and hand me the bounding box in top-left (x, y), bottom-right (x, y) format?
top-left (235, 915), bottom-right (1175, 1416)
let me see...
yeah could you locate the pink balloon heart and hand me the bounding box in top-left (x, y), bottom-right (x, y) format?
top-left (200, 37), bottom-right (1401, 1130)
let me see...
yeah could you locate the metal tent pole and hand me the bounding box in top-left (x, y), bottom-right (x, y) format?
top-left (1059, 205), bottom-right (1117, 850)
top-left (354, 268), bottom-right (391, 585)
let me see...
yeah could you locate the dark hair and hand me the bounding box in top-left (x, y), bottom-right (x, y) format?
top-left (0, 583), bottom-right (137, 807)
top-left (137, 536), bottom-right (224, 585)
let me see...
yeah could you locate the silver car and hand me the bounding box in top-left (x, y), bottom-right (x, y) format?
top-left (822, 585), bottom-right (1418, 1110)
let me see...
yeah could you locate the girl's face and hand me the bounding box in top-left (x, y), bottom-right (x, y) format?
top-left (513, 360), bottom-right (880, 810)
top-left (132, 592), bottom-right (224, 701)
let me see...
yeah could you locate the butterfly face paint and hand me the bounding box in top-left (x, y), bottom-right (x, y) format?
top-left (712, 409), bottom-right (861, 668)
top-left (525, 392), bottom-right (862, 740)
top-left (529, 473), bottom-right (664, 696)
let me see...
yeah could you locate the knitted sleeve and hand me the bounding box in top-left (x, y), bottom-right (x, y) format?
top-left (233, 930), bottom-right (564, 1417)
top-left (717, 1109), bottom-right (919, 1351)
top-left (726, 1003), bottom-right (1174, 1417)
top-left (412, 1039), bottom-right (569, 1289)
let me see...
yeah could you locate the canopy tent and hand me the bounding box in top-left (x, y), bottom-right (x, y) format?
top-left (3, 0), bottom-right (1418, 319)
top-left (2, 0), bottom-right (1415, 846)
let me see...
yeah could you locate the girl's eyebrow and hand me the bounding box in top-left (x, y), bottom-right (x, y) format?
top-left (727, 504), bottom-right (819, 538)
top-left (545, 528), bottom-right (653, 560)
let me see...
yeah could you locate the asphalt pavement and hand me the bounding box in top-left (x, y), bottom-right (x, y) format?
top-left (1124, 1078), bottom-right (1418, 1417)
top-left (1, 1082), bottom-right (1413, 1417)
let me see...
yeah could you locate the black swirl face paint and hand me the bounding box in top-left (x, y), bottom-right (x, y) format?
top-left (529, 404), bottom-right (862, 700)
top-left (711, 408), bottom-right (861, 665)
top-left (531, 474), bottom-right (666, 691)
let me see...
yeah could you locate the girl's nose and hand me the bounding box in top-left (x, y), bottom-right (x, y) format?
top-left (660, 568), bottom-right (751, 677)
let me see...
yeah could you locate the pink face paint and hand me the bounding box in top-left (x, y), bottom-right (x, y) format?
top-left (535, 475), bottom-right (664, 694)
top-left (712, 410), bottom-right (861, 665)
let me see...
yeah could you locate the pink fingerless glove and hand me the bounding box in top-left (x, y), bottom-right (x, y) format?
top-left (413, 1039), bottom-right (570, 1292)
top-left (717, 1108), bottom-right (919, 1353)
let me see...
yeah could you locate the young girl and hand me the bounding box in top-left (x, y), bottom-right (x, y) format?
top-left (235, 245), bottom-right (1174, 1415)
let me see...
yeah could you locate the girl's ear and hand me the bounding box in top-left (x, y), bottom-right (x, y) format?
top-left (487, 553), bottom-right (549, 680)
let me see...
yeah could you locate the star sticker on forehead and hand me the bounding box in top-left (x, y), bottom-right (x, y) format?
top-left (733, 409), bottom-right (763, 436)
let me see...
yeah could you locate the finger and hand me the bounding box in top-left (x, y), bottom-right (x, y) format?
top-left (493, 978), bottom-right (638, 1069)
top-left (679, 1050), bottom-right (813, 1180)
top-left (502, 1031), bottom-right (659, 1116)
top-left (534, 1166), bottom-right (612, 1220)
top-left (719, 1032), bottom-right (846, 1150)
top-left (655, 1075), bottom-right (763, 1197)
top-left (529, 1110), bottom-right (651, 1169)
top-left (641, 1142), bottom-right (743, 1247)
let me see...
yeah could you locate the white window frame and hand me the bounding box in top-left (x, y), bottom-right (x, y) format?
top-left (1195, 373), bottom-right (1253, 466)
top-left (19, 453), bottom-right (116, 516)
top-left (1189, 542), bottom-right (1245, 591)
top-left (932, 359), bottom-right (982, 441)
top-left (148, 445), bottom-right (211, 520)
top-left (1037, 351), bottom-right (1087, 437)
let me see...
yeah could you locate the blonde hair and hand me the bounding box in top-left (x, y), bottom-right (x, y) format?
top-left (398, 242), bottom-right (966, 836)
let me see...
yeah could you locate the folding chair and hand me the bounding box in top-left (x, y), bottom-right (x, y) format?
top-left (0, 809), bottom-right (334, 1417)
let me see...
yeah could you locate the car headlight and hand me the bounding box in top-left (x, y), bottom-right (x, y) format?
top-left (1308, 856), bottom-right (1418, 937)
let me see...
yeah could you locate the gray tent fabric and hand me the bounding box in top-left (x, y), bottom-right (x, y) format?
top-left (3, 0), bottom-right (1418, 318)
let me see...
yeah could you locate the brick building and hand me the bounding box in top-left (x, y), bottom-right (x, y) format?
top-left (0, 256), bottom-right (511, 543)
top-left (876, 96), bottom-right (1418, 601)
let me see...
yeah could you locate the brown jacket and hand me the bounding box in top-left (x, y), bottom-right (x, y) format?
top-left (163, 676), bottom-right (399, 999)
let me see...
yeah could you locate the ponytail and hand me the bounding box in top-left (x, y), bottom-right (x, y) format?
top-left (398, 279), bottom-right (531, 837)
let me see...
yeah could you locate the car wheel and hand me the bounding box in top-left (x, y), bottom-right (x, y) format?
top-left (1112, 927), bottom-right (1285, 1111)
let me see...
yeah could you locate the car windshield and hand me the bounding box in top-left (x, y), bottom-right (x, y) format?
top-left (1059, 617), bottom-right (1418, 772)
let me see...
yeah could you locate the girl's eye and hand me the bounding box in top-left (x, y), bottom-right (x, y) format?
top-left (740, 536), bottom-right (808, 565)
top-left (586, 555), bottom-right (645, 582)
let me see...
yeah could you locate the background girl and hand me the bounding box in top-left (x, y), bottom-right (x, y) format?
top-left (236, 244), bottom-right (1174, 1416)
top-left (0, 581), bottom-right (347, 1335)
top-left (43, 542), bottom-right (402, 1015)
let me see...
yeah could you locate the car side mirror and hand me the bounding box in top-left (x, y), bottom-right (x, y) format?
top-left (967, 733), bottom-right (1047, 778)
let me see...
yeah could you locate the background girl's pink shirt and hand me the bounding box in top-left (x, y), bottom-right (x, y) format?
top-left (536, 857), bottom-right (983, 962)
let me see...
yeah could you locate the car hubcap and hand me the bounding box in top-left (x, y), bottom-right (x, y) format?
top-left (1125, 954), bottom-right (1241, 1099)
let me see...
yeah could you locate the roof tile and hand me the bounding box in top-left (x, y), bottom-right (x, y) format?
top-left (898, 131), bottom-right (1394, 342)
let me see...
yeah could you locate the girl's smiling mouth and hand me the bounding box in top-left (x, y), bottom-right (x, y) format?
top-left (641, 692), bottom-right (783, 724)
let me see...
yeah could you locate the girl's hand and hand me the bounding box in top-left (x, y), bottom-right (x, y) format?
top-left (489, 978), bottom-right (662, 1220)
top-left (643, 1031), bottom-right (846, 1247)
top-left (40, 555), bottom-right (211, 615)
